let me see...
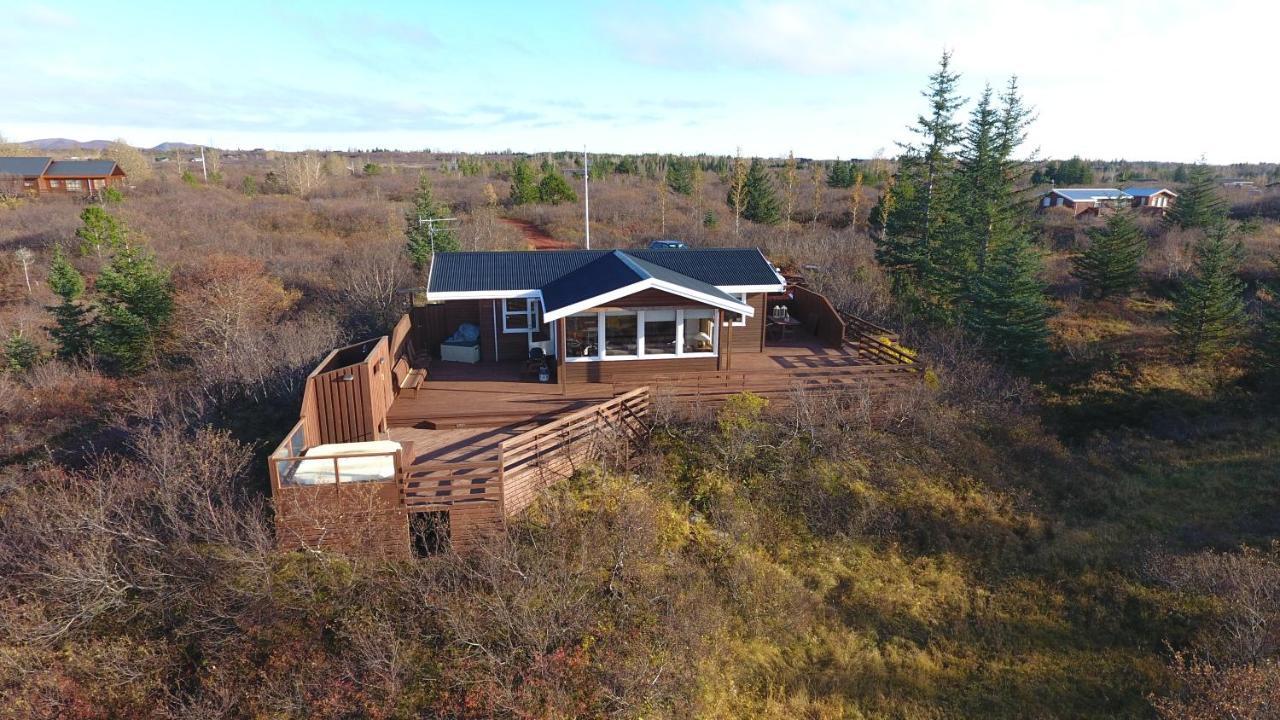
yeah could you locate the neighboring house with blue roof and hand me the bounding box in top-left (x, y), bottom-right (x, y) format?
top-left (0, 156), bottom-right (127, 197)
top-left (1040, 186), bottom-right (1176, 216)
top-left (424, 248), bottom-right (786, 383)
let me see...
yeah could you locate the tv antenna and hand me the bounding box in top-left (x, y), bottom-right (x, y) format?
top-left (417, 216), bottom-right (458, 255)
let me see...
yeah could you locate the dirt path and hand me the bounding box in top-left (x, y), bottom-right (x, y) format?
top-left (500, 217), bottom-right (576, 250)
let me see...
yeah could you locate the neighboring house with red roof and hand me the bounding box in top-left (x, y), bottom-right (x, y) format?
top-left (0, 157), bottom-right (127, 197)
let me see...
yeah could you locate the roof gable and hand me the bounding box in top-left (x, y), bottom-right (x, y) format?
top-left (539, 250), bottom-right (751, 322)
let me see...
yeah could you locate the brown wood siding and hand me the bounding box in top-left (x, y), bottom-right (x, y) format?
top-left (591, 288), bottom-right (708, 309)
top-left (789, 286), bottom-right (846, 348)
top-left (729, 293), bottom-right (766, 354)
top-left (478, 299), bottom-right (529, 362)
top-left (421, 300), bottom-right (480, 360)
top-left (563, 356), bottom-right (718, 383)
top-left (308, 338), bottom-right (391, 444)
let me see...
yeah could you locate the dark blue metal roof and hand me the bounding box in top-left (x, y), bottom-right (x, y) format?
top-left (538, 250), bottom-right (742, 316)
top-left (0, 156), bottom-right (52, 177)
top-left (45, 160), bottom-right (120, 177)
top-left (428, 247), bottom-right (781, 293)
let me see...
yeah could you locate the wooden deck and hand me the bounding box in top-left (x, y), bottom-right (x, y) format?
top-left (386, 334), bottom-right (899, 429)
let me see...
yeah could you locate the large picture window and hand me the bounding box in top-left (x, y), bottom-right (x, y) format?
top-left (604, 312), bottom-right (638, 356)
top-left (564, 313), bottom-right (597, 357)
top-left (502, 298), bottom-right (540, 333)
top-left (643, 310), bottom-right (677, 355)
top-left (564, 307), bottom-right (717, 362)
top-left (683, 309), bottom-right (716, 354)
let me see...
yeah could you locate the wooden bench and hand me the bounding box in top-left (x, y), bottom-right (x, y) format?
top-left (393, 356), bottom-right (427, 398)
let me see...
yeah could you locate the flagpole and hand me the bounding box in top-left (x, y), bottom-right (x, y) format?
top-left (583, 145), bottom-right (590, 249)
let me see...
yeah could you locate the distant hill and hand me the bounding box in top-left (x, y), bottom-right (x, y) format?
top-left (20, 138), bottom-right (113, 151)
top-left (150, 141), bottom-right (202, 152)
top-left (17, 139), bottom-right (206, 153)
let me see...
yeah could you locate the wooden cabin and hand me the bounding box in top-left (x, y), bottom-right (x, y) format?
top-left (269, 247), bottom-right (923, 558)
top-left (421, 248), bottom-right (787, 386)
top-left (0, 157), bottom-right (127, 197)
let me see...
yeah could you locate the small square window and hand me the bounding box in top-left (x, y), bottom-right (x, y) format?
top-left (502, 298), bottom-right (539, 333)
top-left (723, 293), bottom-right (748, 327)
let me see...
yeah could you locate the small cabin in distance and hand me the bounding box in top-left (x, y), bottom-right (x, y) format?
top-left (1039, 186), bottom-right (1177, 217)
top-left (0, 157), bottom-right (127, 197)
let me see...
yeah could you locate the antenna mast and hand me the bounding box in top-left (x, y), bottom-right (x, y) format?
top-left (583, 145), bottom-right (590, 249)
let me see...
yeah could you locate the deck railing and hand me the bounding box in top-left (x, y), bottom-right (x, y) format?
top-left (396, 387), bottom-right (651, 519)
top-left (500, 387), bottom-right (650, 516)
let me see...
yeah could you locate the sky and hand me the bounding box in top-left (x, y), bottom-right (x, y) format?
top-left (2, 0), bottom-right (1275, 163)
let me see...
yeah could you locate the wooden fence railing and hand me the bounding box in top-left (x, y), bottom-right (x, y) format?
top-left (397, 387), bottom-right (652, 519)
top-left (498, 387), bottom-right (650, 516)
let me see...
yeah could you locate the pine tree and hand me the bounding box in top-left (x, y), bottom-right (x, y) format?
top-left (509, 159), bottom-right (539, 205)
top-left (1071, 209), bottom-right (1147, 298)
top-left (45, 246), bottom-right (92, 359)
top-left (876, 51), bottom-right (964, 305)
top-left (1172, 222), bottom-right (1247, 361)
top-left (75, 206), bottom-right (126, 259)
top-left (727, 158), bottom-right (781, 225)
top-left (666, 156), bottom-right (694, 195)
top-left (537, 168), bottom-right (577, 205)
top-left (93, 245), bottom-right (174, 372)
top-left (1166, 163), bottom-right (1226, 231)
top-left (405, 173), bottom-right (457, 272)
top-left (963, 234), bottom-right (1053, 369)
top-left (936, 77), bottom-right (1032, 320)
top-left (2, 331), bottom-right (39, 372)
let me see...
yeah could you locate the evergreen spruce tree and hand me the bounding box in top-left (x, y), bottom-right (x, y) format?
top-left (93, 245), bottom-right (174, 373)
top-left (405, 173), bottom-right (457, 272)
top-left (2, 332), bottom-right (39, 372)
top-left (537, 168), bottom-right (577, 205)
top-left (963, 234), bottom-right (1053, 369)
top-left (666, 157), bottom-right (694, 195)
top-left (45, 246), bottom-right (92, 359)
top-left (1071, 209), bottom-right (1147, 298)
top-left (509, 159), bottom-right (539, 205)
top-left (1172, 222), bottom-right (1247, 361)
top-left (941, 78), bottom-right (1033, 321)
top-left (75, 206), bottom-right (126, 259)
top-left (876, 51), bottom-right (964, 307)
top-left (1165, 163), bottom-right (1226, 231)
top-left (728, 158), bottom-right (781, 225)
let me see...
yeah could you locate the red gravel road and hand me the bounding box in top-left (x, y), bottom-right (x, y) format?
top-left (500, 218), bottom-right (576, 250)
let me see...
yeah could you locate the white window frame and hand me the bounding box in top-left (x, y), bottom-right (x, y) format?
top-left (48, 179), bottom-right (61, 188)
top-left (501, 298), bottom-right (540, 334)
top-left (564, 307), bottom-right (718, 363)
top-left (64, 179), bottom-right (83, 190)
top-left (722, 293), bottom-right (748, 327)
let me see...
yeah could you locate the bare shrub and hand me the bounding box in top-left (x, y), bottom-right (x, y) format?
top-left (332, 239), bottom-right (410, 336)
top-left (280, 153), bottom-right (325, 197)
top-left (1152, 651), bottom-right (1280, 720)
